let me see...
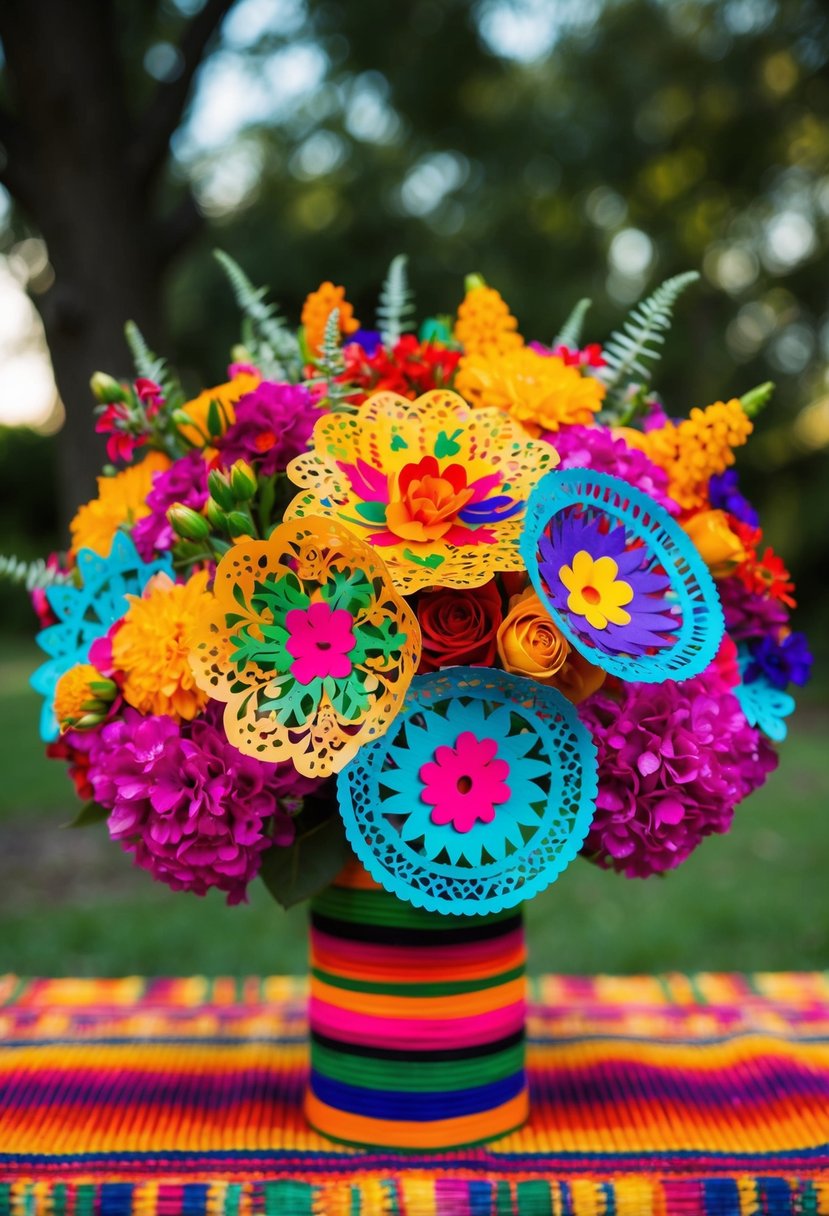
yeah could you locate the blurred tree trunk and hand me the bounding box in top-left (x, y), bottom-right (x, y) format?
top-left (0, 0), bottom-right (232, 526)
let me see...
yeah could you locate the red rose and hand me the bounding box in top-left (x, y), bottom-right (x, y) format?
top-left (417, 581), bottom-right (503, 673)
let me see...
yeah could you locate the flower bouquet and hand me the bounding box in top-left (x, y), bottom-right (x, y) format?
top-left (7, 254), bottom-right (811, 1149)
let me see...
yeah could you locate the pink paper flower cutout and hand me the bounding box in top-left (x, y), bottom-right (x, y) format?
top-left (285, 600), bottom-right (356, 684)
top-left (419, 731), bottom-right (511, 833)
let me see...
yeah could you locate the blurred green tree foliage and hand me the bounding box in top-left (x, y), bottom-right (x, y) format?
top-left (2, 0), bottom-right (828, 650)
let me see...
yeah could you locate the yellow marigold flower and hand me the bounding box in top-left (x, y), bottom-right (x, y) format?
top-left (453, 283), bottom-right (523, 356)
top-left (54, 664), bottom-right (112, 731)
top-left (301, 282), bottom-right (360, 355)
top-left (70, 451), bottom-right (171, 558)
top-left (178, 373), bottom-right (261, 447)
top-left (113, 570), bottom-right (210, 721)
top-left (455, 348), bottom-right (605, 435)
top-left (640, 399), bottom-right (753, 510)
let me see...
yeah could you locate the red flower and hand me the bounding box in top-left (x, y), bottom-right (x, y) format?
top-left (731, 520), bottom-right (796, 607)
top-left (340, 336), bottom-right (460, 405)
top-left (417, 580), bottom-right (503, 673)
top-left (46, 734), bottom-right (96, 802)
top-left (552, 343), bottom-right (606, 368)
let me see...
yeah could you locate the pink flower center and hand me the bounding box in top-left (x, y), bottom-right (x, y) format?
top-left (285, 601), bottom-right (356, 685)
top-left (419, 730), bottom-right (511, 834)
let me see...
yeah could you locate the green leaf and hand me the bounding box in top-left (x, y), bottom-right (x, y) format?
top-left (376, 253), bottom-right (416, 346)
top-left (206, 398), bottom-right (223, 439)
top-left (123, 321), bottom-right (185, 409)
top-left (214, 250), bottom-right (301, 380)
top-left (63, 801), bottom-right (110, 829)
top-left (0, 554), bottom-right (70, 593)
top-left (553, 297), bottom-right (592, 349)
top-left (320, 566), bottom-right (374, 613)
top-left (259, 806), bottom-right (352, 908)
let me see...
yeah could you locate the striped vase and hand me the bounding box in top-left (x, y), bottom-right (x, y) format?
top-left (305, 859), bottom-right (529, 1149)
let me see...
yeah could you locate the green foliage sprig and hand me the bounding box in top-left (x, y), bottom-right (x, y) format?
top-left (305, 308), bottom-right (355, 413)
top-left (0, 554), bottom-right (69, 592)
top-left (599, 271), bottom-right (700, 416)
top-left (376, 254), bottom-right (416, 347)
top-left (554, 298), bottom-right (591, 349)
top-left (214, 250), bottom-right (301, 380)
top-left (124, 321), bottom-right (185, 409)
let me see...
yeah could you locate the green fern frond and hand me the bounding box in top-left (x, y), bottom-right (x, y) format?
top-left (0, 554), bottom-right (70, 593)
top-left (376, 254), bottom-right (416, 346)
top-left (213, 250), bottom-right (300, 379)
top-left (554, 298), bottom-right (591, 349)
top-left (305, 308), bottom-right (355, 413)
top-left (599, 271), bottom-right (699, 412)
top-left (123, 321), bottom-right (184, 408)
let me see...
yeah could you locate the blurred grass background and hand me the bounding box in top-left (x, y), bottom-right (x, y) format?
top-left (3, 639), bottom-right (827, 976)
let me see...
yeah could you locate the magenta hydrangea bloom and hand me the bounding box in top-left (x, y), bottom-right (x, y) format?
top-left (548, 425), bottom-right (679, 515)
top-left (218, 381), bottom-right (317, 475)
top-left (578, 669), bottom-right (777, 878)
top-left (132, 450), bottom-right (210, 560)
top-left (87, 706), bottom-right (314, 904)
top-left (717, 575), bottom-right (790, 642)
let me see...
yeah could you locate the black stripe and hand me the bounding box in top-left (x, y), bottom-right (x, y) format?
top-left (310, 911), bottom-right (522, 947)
top-left (310, 1027), bottom-right (525, 1063)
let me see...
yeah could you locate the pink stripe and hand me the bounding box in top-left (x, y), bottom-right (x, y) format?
top-left (308, 997), bottom-right (526, 1049)
top-left (309, 927), bottom-right (526, 971)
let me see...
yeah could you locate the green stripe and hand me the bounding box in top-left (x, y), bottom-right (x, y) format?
top-left (224, 1183), bottom-right (242, 1216)
top-left (310, 1040), bottom-right (525, 1091)
top-left (74, 1185), bottom-right (97, 1216)
top-left (264, 1182), bottom-right (313, 1216)
top-left (313, 885), bottom-right (516, 930)
top-left (516, 1181), bottom-right (553, 1215)
top-left (311, 962), bottom-right (525, 997)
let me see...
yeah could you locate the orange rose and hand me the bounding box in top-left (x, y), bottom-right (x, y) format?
top-left (682, 509), bottom-right (746, 577)
top-left (497, 589), bottom-right (605, 704)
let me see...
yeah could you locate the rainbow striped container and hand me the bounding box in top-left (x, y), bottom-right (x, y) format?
top-left (306, 860), bottom-right (528, 1149)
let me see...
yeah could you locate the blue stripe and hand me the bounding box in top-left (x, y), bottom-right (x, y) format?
top-left (703, 1179), bottom-right (740, 1215)
top-left (309, 1069), bottom-right (525, 1121)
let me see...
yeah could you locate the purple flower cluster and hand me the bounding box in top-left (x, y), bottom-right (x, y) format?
top-left (88, 706), bottom-right (317, 904)
top-left (549, 424), bottom-right (679, 514)
top-left (578, 670), bottom-right (777, 878)
top-left (717, 576), bottom-right (790, 642)
top-left (132, 450), bottom-right (209, 560)
top-left (743, 632), bottom-right (813, 689)
top-left (218, 381), bottom-right (317, 476)
top-left (709, 469), bottom-right (759, 527)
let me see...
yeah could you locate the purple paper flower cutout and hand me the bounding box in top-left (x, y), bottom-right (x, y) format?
top-left (347, 329), bottom-right (383, 356)
top-left (537, 510), bottom-right (677, 657)
top-left (743, 631), bottom-right (813, 689)
top-left (709, 469), bottom-right (759, 528)
top-left (549, 425), bottom-right (679, 515)
top-left (218, 381), bottom-right (317, 476)
top-left (132, 450), bottom-right (209, 560)
top-left (87, 705), bottom-right (316, 904)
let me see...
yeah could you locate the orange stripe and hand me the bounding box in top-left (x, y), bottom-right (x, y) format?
top-left (308, 975), bottom-right (526, 1019)
top-left (305, 1090), bottom-right (529, 1150)
top-left (332, 859), bottom-right (384, 891)
top-left (310, 943), bottom-right (527, 985)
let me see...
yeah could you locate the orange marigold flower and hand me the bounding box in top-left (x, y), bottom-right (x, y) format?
top-left (301, 282), bottom-right (360, 355)
top-left (54, 664), bottom-right (111, 731)
top-left (453, 283), bottom-right (523, 356)
top-left (178, 373), bottom-right (261, 447)
top-left (70, 451), bottom-right (171, 558)
top-left (455, 348), bottom-right (605, 435)
top-left (640, 399), bottom-right (753, 511)
top-left (113, 570), bottom-right (211, 721)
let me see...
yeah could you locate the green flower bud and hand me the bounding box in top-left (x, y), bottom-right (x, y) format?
top-left (167, 504), bottom-right (211, 542)
top-left (226, 510), bottom-right (253, 537)
top-left (205, 498), bottom-right (229, 531)
top-left (171, 409), bottom-right (197, 428)
top-left (206, 398), bottom-right (223, 439)
top-left (90, 372), bottom-right (128, 404)
top-left (230, 459), bottom-right (257, 501)
top-left (73, 712), bottom-right (107, 731)
top-left (208, 469), bottom-right (236, 510)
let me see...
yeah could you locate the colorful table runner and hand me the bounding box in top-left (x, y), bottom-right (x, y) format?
top-left (1, 974), bottom-right (828, 1214)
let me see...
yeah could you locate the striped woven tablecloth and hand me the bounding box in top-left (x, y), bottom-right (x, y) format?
top-left (1, 974), bottom-right (828, 1214)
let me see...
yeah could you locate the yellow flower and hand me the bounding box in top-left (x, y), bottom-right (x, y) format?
top-left (455, 348), bottom-right (605, 435)
top-left (178, 373), bottom-right (261, 447)
top-left (639, 399), bottom-right (753, 511)
top-left (113, 570), bottom-right (210, 721)
top-left (70, 451), bottom-right (171, 557)
top-left (559, 550), bottom-right (633, 630)
top-left (496, 589), bottom-right (606, 704)
top-left (301, 282), bottom-right (360, 355)
top-left (54, 664), bottom-right (112, 731)
top-left (682, 509), bottom-right (747, 576)
top-left (453, 283), bottom-right (523, 356)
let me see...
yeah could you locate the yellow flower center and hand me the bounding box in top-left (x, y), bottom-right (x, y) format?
top-left (559, 550), bottom-right (633, 630)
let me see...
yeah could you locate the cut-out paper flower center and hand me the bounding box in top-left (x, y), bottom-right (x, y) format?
top-left (559, 551), bottom-right (634, 630)
top-left (520, 470), bottom-right (725, 683)
top-left (419, 731), bottom-right (511, 833)
top-left (188, 518), bottom-right (420, 777)
top-left (286, 390), bottom-right (556, 593)
top-left (285, 601), bottom-right (357, 684)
